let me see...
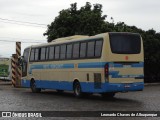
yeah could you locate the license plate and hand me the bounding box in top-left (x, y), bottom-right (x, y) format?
top-left (123, 65), bottom-right (130, 68)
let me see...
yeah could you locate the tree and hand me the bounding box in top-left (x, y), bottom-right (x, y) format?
top-left (44, 2), bottom-right (107, 42)
top-left (44, 2), bottom-right (160, 82)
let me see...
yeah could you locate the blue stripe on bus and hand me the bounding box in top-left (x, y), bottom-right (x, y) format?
top-left (21, 79), bottom-right (144, 93)
top-left (78, 62), bottom-right (107, 68)
top-left (131, 62), bottom-right (144, 67)
top-left (109, 71), bottom-right (119, 76)
top-left (29, 63), bottom-right (74, 73)
top-left (112, 64), bottom-right (123, 67)
top-left (29, 62), bottom-right (144, 74)
top-left (109, 62), bottom-right (144, 68)
top-left (30, 64), bottom-right (74, 69)
top-left (109, 71), bottom-right (144, 78)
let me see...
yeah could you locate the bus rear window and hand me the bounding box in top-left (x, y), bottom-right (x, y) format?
top-left (109, 33), bottom-right (141, 54)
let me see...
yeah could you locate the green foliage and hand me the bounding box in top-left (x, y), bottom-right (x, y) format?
top-left (44, 2), bottom-right (107, 42)
top-left (0, 64), bottom-right (9, 77)
top-left (44, 2), bottom-right (160, 82)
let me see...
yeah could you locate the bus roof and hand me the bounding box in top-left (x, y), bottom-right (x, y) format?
top-left (29, 33), bottom-right (107, 48)
top-left (26, 32), bottom-right (140, 49)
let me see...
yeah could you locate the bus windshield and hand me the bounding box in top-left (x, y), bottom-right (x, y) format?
top-left (109, 33), bottom-right (141, 54)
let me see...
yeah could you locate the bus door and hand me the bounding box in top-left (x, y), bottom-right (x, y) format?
top-left (22, 48), bottom-right (30, 77)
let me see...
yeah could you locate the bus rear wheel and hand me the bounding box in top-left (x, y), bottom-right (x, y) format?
top-left (30, 79), bottom-right (41, 93)
top-left (73, 82), bottom-right (82, 98)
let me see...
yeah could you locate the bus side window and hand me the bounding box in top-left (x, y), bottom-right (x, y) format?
top-left (80, 42), bottom-right (86, 58)
top-left (49, 46), bottom-right (54, 60)
top-left (87, 41), bottom-right (95, 57)
top-left (60, 44), bottom-right (66, 59)
top-left (55, 46), bottom-right (60, 60)
top-left (46, 47), bottom-right (49, 60)
top-left (35, 48), bottom-right (39, 61)
top-left (66, 44), bottom-right (72, 59)
top-left (40, 47), bottom-right (46, 60)
top-left (95, 40), bottom-right (103, 57)
top-left (23, 48), bottom-right (30, 62)
top-left (73, 43), bottom-right (80, 59)
top-left (30, 49), bottom-right (35, 61)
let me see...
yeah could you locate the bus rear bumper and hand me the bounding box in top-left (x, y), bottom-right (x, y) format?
top-left (102, 82), bottom-right (144, 93)
top-left (81, 82), bottom-right (144, 93)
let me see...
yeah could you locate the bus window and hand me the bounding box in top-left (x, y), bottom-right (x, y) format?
top-left (87, 41), bottom-right (95, 57)
top-left (46, 47), bottom-right (49, 60)
top-left (22, 48), bottom-right (30, 77)
top-left (60, 45), bottom-right (66, 59)
top-left (35, 48), bottom-right (39, 61)
top-left (95, 40), bottom-right (103, 57)
top-left (73, 43), bottom-right (80, 59)
top-left (109, 33), bottom-right (141, 54)
top-left (80, 42), bottom-right (86, 58)
top-left (40, 47), bottom-right (46, 60)
top-left (66, 44), bottom-right (72, 59)
top-left (49, 46), bottom-right (54, 60)
top-left (23, 48), bottom-right (30, 62)
top-left (30, 49), bottom-right (35, 61)
top-left (55, 46), bottom-right (60, 59)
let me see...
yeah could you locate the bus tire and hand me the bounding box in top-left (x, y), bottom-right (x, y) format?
top-left (30, 79), bottom-right (41, 93)
top-left (73, 81), bottom-right (82, 98)
top-left (101, 92), bottom-right (115, 99)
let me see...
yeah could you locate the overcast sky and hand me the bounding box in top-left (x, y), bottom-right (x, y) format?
top-left (0, 0), bottom-right (160, 57)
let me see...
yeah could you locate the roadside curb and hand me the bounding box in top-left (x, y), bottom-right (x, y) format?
top-left (144, 83), bottom-right (160, 86)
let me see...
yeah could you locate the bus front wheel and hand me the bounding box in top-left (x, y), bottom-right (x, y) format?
top-left (30, 79), bottom-right (41, 93)
top-left (73, 82), bottom-right (82, 98)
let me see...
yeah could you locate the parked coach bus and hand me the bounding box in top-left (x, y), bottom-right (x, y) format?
top-left (20, 32), bottom-right (144, 98)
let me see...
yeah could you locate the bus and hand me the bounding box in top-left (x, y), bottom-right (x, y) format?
top-left (0, 58), bottom-right (11, 81)
top-left (20, 32), bottom-right (144, 98)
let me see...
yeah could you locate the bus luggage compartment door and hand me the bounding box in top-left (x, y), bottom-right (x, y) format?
top-left (94, 73), bottom-right (102, 89)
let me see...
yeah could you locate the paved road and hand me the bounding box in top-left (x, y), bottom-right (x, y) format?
top-left (0, 81), bottom-right (159, 120)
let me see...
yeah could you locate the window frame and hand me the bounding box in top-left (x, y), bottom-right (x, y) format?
top-left (34, 48), bottom-right (40, 61)
top-left (87, 41), bottom-right (95, 58)
top-left (95, 40), bottom-right (103, 57)
top-left (72, 42), bottom-right (80, 59)
top-left (48, 46), bottom-right (55, 60)
top-left (40, 47), bottom-right (46, 61)
top-left (80, 42), bottom-right (87, 58)
top-left (55, 45), bottom-right (60, 60)
top-left (60, 44), bottom-right (67, 60)
top-left (29, 48), bottom-right (35, 62)
top-left (29, 38), bottom-right (103, 62)
top-left (66, 43), bottom-right (73, 59)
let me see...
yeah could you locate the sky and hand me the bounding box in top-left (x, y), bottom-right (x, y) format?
top-left (0, 0), bottom-right (160, 58)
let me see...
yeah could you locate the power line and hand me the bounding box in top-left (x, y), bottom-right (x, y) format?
top-left (0, 39), bottom-right (45, 43)
top-left (0, 17), bottom-right (47, 26)
top-left (0, 37), bottom-right (46, 42)
top-left (0, 20), bottom-right (47, 28)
